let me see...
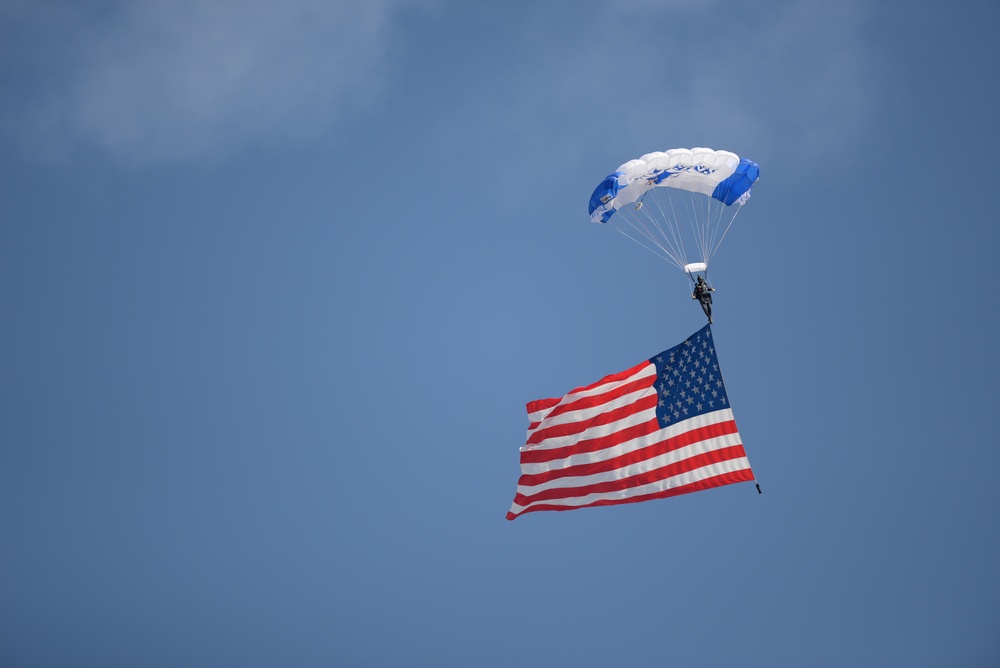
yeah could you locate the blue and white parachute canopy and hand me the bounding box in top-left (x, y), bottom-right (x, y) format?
top-left (587, 148), bottom-right (760, 273)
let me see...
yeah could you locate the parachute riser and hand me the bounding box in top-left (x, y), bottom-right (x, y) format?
top-left (683, 262), bottom-right (712, 289)
top-left (686, 270), bottom-right (710, 288)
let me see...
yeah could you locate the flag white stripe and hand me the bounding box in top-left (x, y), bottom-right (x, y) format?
top-left (516, 432), bottom-right (745, 496)
top-left (508, 458), bottom-right (752, 515)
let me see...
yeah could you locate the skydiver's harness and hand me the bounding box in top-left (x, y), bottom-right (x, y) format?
top-left (689, 273), bottom-right (713, 303)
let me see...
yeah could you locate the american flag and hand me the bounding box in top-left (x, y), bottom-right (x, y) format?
top-left (507, 324), bottom-right (755, 520)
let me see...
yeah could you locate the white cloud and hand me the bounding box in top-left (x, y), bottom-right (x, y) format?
top-left (0, 1), bottom-right (874, 168)
top-left (1, 0), bottom-right (409, 165)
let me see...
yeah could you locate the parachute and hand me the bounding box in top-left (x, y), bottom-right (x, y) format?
top-left (588, 147), bottom-right (760, 280)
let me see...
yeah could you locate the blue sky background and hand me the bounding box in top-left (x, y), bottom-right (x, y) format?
top-left (2, 1), bottom-right (999, 666)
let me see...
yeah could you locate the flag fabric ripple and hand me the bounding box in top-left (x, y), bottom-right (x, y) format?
top-left (507, 324), bottom-right (755, 520)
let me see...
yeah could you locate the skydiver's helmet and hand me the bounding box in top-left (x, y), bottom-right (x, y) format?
top-left (697, 276), bottom-right (705, 285)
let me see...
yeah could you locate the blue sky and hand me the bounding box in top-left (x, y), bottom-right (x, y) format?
top-left (2, 1), bottom-right (999, 666)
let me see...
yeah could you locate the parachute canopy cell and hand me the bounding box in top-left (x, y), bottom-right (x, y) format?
top-left (587, 147), bottom-right (760, 273)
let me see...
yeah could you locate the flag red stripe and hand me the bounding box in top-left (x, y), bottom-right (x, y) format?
top-left (525, 397), bottom-right (560, 415)
top-left (525, 360), bottom-right (650, 417)
top-left (527, 372), bottom-right (654, 432)
top-left (532, 375), bottom-right (655, 425)
top-left (520, 415), bottom-right (661, 464)
top-left (525, 394), bottom-right (658, 446)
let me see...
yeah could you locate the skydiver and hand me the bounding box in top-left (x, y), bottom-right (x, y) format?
top-left (692, 275), bottom-right (714, 324)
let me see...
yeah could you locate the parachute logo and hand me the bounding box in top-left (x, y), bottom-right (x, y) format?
top-left (667, 164), bottom-right (718, 177)
top-left (647, 163), bottom-right (717, 185)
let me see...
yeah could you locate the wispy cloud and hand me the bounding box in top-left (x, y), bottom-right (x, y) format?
top-left (462, 1), bottom-right (875, 170)
top-left (0, 0), bottom-right (409, 165)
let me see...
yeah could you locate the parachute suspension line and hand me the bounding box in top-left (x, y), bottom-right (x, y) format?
top-left (708, 192), bottom-right (732, 262)
top-left (700, 190), bottom-right (713, 265)
top-left (619, 193), bottom-right (684, 269)
top-left (655, 187), bottom-right (736, 270)
top-left (685, 189), bottom-right (710, 266)
top-left (631, 204), bottom-right (680, 265)
top-left (647, 188), bottom-right (687, 269)
top-left (632, 195), bottom-right (670, 257)
top-left (613, 227), bottom-right (680, 267)
top-left (615, 199), bottom-right (685, 268)
top-left (711, 200), bottom-right (746, 261)
top-left (641, 201), bottom-right (687, 269)
top-left (700, 194), bottom-right (717, 265)
top-left (662, 187), bottom-right (690, 267)
top-left (614, 200), bottom-right (685, 269)
top-left (677, 189), bottom-right (700, 266)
